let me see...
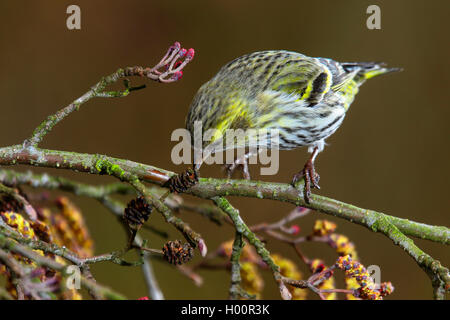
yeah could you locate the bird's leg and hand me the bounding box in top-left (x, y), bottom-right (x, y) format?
top-left (193, 162), bottom-right (201, 178)
top-left (241, 154), bottom-right (251, 180)
top-left (224, 162), bottom-right (237, 179)
top-left (291, 147), bottom-right (320, 204)
top-left (224, 153), bottom-right (252, 180)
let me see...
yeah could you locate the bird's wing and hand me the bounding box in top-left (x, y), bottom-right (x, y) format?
top-left (330, 69), bottom-right (359, 92)
top-left (266, 56), bottom-right (333, 106)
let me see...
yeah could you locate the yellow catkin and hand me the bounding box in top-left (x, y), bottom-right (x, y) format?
top-left (313, 219), bottom-right (337, 236)
top-left (320, 277), bottom-right (336, 300)
top-left (0, 205), bottom-right (90, 300)
top-left (327, 231), bottom-right (361, 299)
top-left (336, 255), bottom-right (390, 300)
top-left (271, 254), bottom-right (307, 300)
top-left (41, 205), bottom-right (90, 258)
top-left (219, 240), bottom-right (259, 264)
top-left (0, 211), bottom-right (45, 266)
top-left (329, 234), bottom-right (358, 260)
top-left (39, 208), bottom-right (65, 247)
top-left (52, 214), bottom-right (81, 252)
top-left (240, 262), bottom-right (264, 299)
top-left (61, 288), bottom-right (83, 300)
top-left (56, 197), bottom-right (93, 257)
top-left (1, 211), bottom-right (37, 240)
top-left (345, 277), bottom-right (361, 300)
top-left (0, 211), bottom-right (68, 299)
top-left (37, 207), bottom-right (88, 299)
top-left (53, 255), bottom-right (84, 300)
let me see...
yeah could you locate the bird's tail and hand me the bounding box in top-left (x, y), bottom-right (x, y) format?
top-left (342, 62), bottom-right (402, 80)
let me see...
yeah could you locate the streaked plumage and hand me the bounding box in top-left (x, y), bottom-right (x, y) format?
top-left (185, 50), bottom-right (400, 201)
top-left (187, 50), bottom-right (398, 152)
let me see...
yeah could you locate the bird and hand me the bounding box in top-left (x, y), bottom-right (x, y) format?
top-left (185, 50), bottom-right (401, 203)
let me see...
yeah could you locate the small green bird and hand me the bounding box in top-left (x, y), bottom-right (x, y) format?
top-left (186, 50), bottom-right (400, 202)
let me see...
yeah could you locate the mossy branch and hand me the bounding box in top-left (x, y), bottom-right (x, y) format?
top-left (0, 145), bottom-right (447, 245)
top-left (228, 231), bottom-right (246, 300)
top-left (213, 196), bottom-right (292, 300)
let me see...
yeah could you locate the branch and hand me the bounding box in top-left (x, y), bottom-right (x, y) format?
top-left (140, 246), bottom-right (165, 300)
top-left (191, 179), bottom-right (450, 245)
top-left (368, 215), bottom-right (449, 299)
top-left (228, 231), bottom-right (246, 299)
top-left (23, 42), bottom-right (194, 148)
top-left (128, 179), bottom-right (207, 256)
top-left (0, 216), bottom-right (168, 299)
top-left (0, 146), bottom-right (448, 297)
top-left (0, 231), bottom-right (125, 299)
top-left (0, 146), bottom-right (446, 245)
top-left (0, 220), bottom-right (139, 268)
top-left (213, 196), bottom-right (292, 300)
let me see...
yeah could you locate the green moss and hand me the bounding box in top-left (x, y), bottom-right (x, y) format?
top-left (94, 158), bottom-right (125, 179)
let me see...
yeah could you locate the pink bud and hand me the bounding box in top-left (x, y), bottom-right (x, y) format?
top-left (313, 263), bottom-right (325, 273)
top-left (172, 71), bottom-right (183, 81)
top-left (187, 48), bottom-right (195, 59)
top-left (179, 48), bottom-right (187, 58)
top-left (167, 61), bottom-right (183, 71)
top-left (198, 238), bottom-right (208, 257)
top-left (290, 225), bottom-right (300, 235)
top-left (173, 41), bottom-right (181, 50)
top-left (191, 274), bottom-right (204, 287)
top-left (174, 61), bottom-right (183, 69)
top-left (138, 296), bottom-right (150, 300)
top-left (279, 282), bottom-right (292, 300)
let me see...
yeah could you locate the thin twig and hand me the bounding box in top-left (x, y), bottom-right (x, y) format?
top-left (0, 182), bottom-right (37, 221)
top-left (229, 231), bottom-right (245, 300)
top-left (212, 196), bottom-right (292, 300)
top-left (129, 179), bottom-right (207, 256)
top-left (0, 233), bottom-right (125, 299)
top-left (22, 42), bottom-right (194, 148)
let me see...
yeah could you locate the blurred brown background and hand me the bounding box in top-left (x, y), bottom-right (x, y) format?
top-left (0, 0), bottom-right (448, 299)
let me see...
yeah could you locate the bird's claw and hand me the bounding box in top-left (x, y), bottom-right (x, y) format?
top-left (224, 156), bottom-right (251, 180)
top-left (291, 160), bottom-right (320, 204)
top-left (224, 163), bottom-right (237, 179)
